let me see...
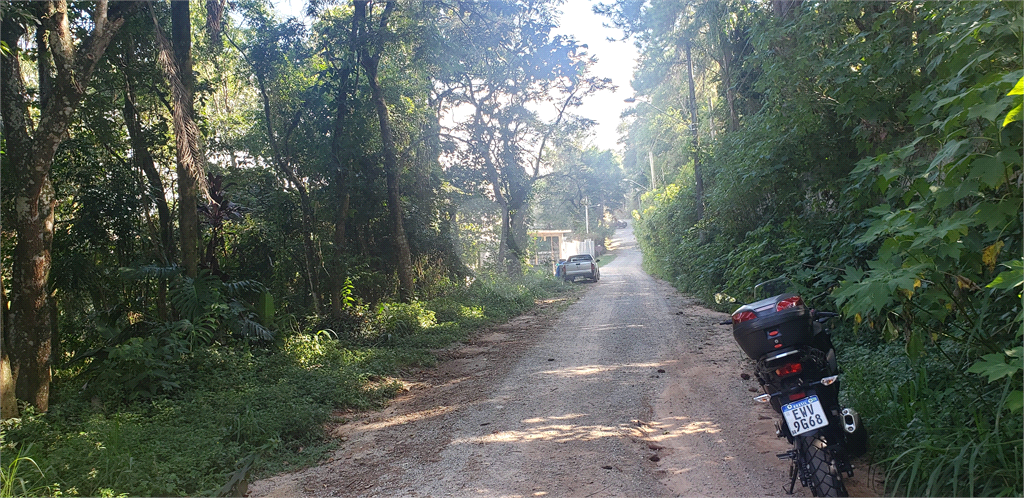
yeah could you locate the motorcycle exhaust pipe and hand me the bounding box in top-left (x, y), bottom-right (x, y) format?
top-left (841, 408), bottom-right (860, 434)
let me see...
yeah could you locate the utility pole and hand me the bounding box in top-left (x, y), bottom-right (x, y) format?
top-left (584, 202), bottom-right (602, 235)
top-left (648, 150), bottom-right (657, 189)
top-left (585, 202), bottom-right (590, 234)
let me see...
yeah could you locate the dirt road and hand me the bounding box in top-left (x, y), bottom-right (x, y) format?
top-left (250, 225), bottom-right (875, 497)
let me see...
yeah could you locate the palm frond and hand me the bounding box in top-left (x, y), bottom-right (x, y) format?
top-left (236, 318), bottom-right (275, 343)
top-left (119, 264), bottom-right (183, 281)
top-left (225, 279), bottom-right (266, 298)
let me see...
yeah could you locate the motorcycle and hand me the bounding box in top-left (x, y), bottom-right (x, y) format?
top-left (722, 279), bottom-right (867, 497)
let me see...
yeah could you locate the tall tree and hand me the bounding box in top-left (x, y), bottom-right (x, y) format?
top-left (112, 24), bottom-right (175, 320)
top-left (605, 0), bottom-right (762, 232)
top-left (1, 0), bottom-right (129, 412)
top-left (355, 0), bottom-right (415, 300)
top-left (436, 1), bottom-right (610, 275)
top-left (691, 0), bottom-right (752, 133)
top-left (532, 145), bottom-right (626, 233)
top-left (173, 0), bottom-right (206, 278)
top-left (228, 4), bottom-right (327, 311)
top-left (685, 41), bottom-right (703, 222)
top-left (149, 1), bottom-right (207, 278)
top-left (318, 6), bottom-right (361, 318)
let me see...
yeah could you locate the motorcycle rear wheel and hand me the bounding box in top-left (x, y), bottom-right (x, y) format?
top-left (798, 431), bottom-right (848, 497)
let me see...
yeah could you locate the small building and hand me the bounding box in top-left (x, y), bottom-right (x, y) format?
top-left (529, 230), bottom-right (598, 273)
top-left (529, 229), bottom-right (572, 268)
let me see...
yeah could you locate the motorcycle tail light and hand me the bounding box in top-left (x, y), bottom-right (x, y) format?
top-left (788, 392), bottom-right (807, 401)
top-left (775, 362), bottom-right (803, 377)
top-left (732, 311), bottom-right (757, 323)
top-left (776, 296), bottom-right (804, 311)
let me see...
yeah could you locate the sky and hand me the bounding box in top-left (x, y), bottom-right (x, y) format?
top-left (273, 0), bottom-right (639, 151)
top-left (553, 0), bottom-right (639, 151)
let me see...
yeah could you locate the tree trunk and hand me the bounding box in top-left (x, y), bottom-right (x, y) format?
top-left (505, 188), bottom-right (530, 277)
top-left (329, 10), bottom-right (360, 320)
top-left (357, 1), bottom-right (415, 302)
top-left (771, 0), bottom-right (802, 19)
top-left (685, 42), bottom-right (704, 223)
top-left (329, 190), bottom-right (351, 320)
top-left (1, 1), bottom-right (127, 412)
top-left (482, 142), bottom-right (519, 275)
top-left (301, 222), bottom-right (323, 313)
top-left (496, 202), bottom-right (513, 274)
top-left (366, 67), bottom-right (416, 300)
top-left (252, 67), bottom-right (324, 313)
top-left (1, 279), bottom-right (18, 419)
top-left (329, 143), bottom-right (352, 319)
top-left (169, 0), bottom-right (203, 279)
top-left (329, 153), bottom-right (351, 319)
top-left (124, 84), bottom-right (173, 261)
top-left (123, 74), bottom-right (172, 320)
top-left (0, 354), bottom-right (16, 419)
top-left (717, 30), bottom-right (740, 133)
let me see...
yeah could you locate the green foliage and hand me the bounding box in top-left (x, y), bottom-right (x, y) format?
top-left (532, 146), bottom-right (627, 236)
top-left (968, 347), bottom-right (1023, 413)
top-left (2, 338), bottom-right (397, 496)
top-left (368, 301), bottom-right (437, 343)
top-left (89, 335), bottom-right (188, 402)
top-left (3, 266), bottom-right (572, 496)
top-left (627, 1), bottom-right (1022, 496)
top-left (840, 339), bottom-right (1023, 498)
top-left (633, 183), bottom-right (694, 280)
top-left (827, 15), bottom-right (1023, 488)
top-left (78, 268), bottom-right (284, 404)
top-left (413, 255), bottom-right (462, 302)
top-left (0, 443), bottom-right (51, 498)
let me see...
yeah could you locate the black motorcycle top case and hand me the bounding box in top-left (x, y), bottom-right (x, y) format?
top-left (732, 293), bottom-right (814, 359)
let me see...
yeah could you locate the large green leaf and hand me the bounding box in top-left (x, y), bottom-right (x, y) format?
top-left (987, 259), bottom-right (1024, 290)
top-left (967, 348), bottom-right (1023, 383)
top-left (256, 290), bottom-right (275, 326)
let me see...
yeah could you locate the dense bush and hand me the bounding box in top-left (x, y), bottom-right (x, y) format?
top-left (0, 270), bottom-right (573, 497)
top-left (632, 2), bottom-right (1022, 496)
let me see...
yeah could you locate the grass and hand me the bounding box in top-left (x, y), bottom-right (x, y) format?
top-left (837, 337), bottom-right (1023, 497)
top-left (0, 270), bottom-right (575, 497)
top-left (596, 253), bottom-right (617, 267)
top-left (0, 443), bottom-right (49, 498)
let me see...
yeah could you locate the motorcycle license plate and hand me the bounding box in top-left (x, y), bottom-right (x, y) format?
top-left (782, 395), bottom-right (829, 436)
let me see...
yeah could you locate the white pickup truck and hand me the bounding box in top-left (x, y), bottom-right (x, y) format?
top-left (560, 254), bottom-right (600, 282)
